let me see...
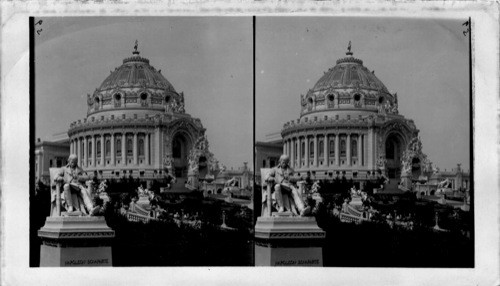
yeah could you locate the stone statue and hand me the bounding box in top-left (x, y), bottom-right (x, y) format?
top-left (432, 164), bottom-right (440, 175)
top-left (437, 178), bottom-right (452, 189)
top-left (393, 93), bottom-right (399, 114)
top-left (377, 103), bottom-right (385, 114)
top-left (178, 92), bottom-right (185, 113)
top-left (401, 160), bottom-right (412, 175)
top-left (163, 154), bottom-right (173, 170)
top-left (219, 164), bottom-right (227, 173)
top-left (264, 154), bottom-right (307, 216)
top-left (376, 154), bottom-right (387, 169)
top-left (55, 154), bottom-right (95, 215)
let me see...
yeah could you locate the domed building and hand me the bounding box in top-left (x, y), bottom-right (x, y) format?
top-left (281, 46), bottom-right (421, 184)
top-left (67, 44), bottom-right (217, 188)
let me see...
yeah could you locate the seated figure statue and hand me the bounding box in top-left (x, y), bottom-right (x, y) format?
top-left (263, 154), bottom-right (307, 216)
top-left (54, 154), bottom-right (95, 215)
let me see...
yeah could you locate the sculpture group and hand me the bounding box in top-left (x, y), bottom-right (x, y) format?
top-left (261, 154), bottom-right (310, 217)
top-left (50, 154), bottom-right (99, 217)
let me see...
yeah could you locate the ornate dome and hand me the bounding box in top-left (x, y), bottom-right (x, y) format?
top-left (86, 44), bottom-right (185, 118)
top-left (97, 54), bottom-right (176, 92)
top-left (299, 45), bottom-right (396, 118)
top-left (312, 56), bottom-right (389, 93)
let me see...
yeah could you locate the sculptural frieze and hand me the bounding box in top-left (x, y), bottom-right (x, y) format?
top-left (400, 136), bottom-right (432, 179)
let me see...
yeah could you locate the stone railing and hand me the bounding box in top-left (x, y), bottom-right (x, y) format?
top-left (131, 203), bottom-right (150, 216)
top-left (127, 212), bottom-right (155, 223)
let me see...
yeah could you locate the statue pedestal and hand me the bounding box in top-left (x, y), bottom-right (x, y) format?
top-left (38, 216), bottom-right (115, 267)
top-left (254, 215), bottom-right (325, 267)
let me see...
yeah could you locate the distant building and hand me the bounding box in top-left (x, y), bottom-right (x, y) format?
top-left (206, 162), bottom-right (252, 195)
top-left (34, 136), bottom-right (70, 184)
top-left (255, 140), bottom-right (282, 184)
top-left (416, 164), bottom-right (471, 196)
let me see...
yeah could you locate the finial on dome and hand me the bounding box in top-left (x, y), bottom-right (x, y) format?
top-left (133, 40), bottom-right (140, 55)
top-left (346, 41), bottom-right (353, 56)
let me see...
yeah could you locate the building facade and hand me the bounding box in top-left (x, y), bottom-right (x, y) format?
top-left (280, 48), bottom-right (420, 182)
top-left (66, 46), bottom-right (217, 187)
top-left (34, 138), bottom-right (70, 184)
top-left (254, 140), bottom-right (282, 184)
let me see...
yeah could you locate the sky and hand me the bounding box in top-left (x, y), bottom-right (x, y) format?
top-left (35, 17), bottom-right (470, 172)
top-left (35, 17), bottom-right (253, 170)
top-left (256, 17), bottom-right (470, 172)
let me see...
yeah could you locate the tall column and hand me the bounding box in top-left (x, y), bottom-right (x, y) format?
top-left (91, 135), bottom-right (96, 168)
top-left (70, 140), bottom-right (73, 155)
top-left (122, 133), bottom-right (126, 166)
top-left (313, 134), bottom-right (318, 167)
top-left (145, 133), bottom-right (150, 165)
top-left (335, 134), bottom-right (340, 166)
top-left (77, 138), bottom-right (81, 164)
top-left (346, 133), bottom-right (351, 166)
top-left (286, 139), bottom-right (289, 156)
top-left (83, 137), bottom-right (88, 168)
top-left (323, 134), bottom-right (328, 167)
top-left (367, 129), bottom-right (374, 169)
top-left (133, 132), bottom-right (138, 165)
top-left (110, 133), bottom-right (115, 166)
top-left (304, 136), bottom-right (309, 168)
top-left (100, 134), bottom-right (105, 166)
top-left (290, 138), bottom-right (295, 168)
top-left (297, 137), bottom-right (302, 169)
top-left (358, 134), bottom-right (362, 166)
top-left (283, 139), bottom-right (286, 155)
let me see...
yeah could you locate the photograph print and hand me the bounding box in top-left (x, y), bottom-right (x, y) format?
top-left (31, 17), bottom-right (254, 267)
top-left (254, 17), bottom-right (472, 267)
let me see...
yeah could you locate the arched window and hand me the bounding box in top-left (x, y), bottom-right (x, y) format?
top-left (96, 140), bottom-right (101, 157)
top-left (127, 139), bottom-right (133, 156)
top-left (105, 140), bottom-right (111, 157)
top-left (309, 141), bottom-right (314, 158)
top-left (301, 141), bottom-right (305, 158)
top-left (319, 140), bottom-right (324, 157)
top-left (173, 138), bottom-right (182, 158)
top-left (351, 139), bottom-right (357, 157)
top-left (88, 141), bottom-right (92, 157)
top-left (81, 141), bottom-right (84, 157)
top-left (138, 138), bottom-right (145, 156)
top-left (329, 139), bottom-right (335, 157)
top-left (116, 138), bottom-right (122, 156)
top-left (340, 139), bottom-right (346, 156)
top-left (386, 139), bottom-right (395, 159)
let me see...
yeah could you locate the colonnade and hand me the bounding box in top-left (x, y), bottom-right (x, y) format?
top-left (69, 131), bottom-right (152, 169)
top-left (283, 132), bottom-right (365, 169)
